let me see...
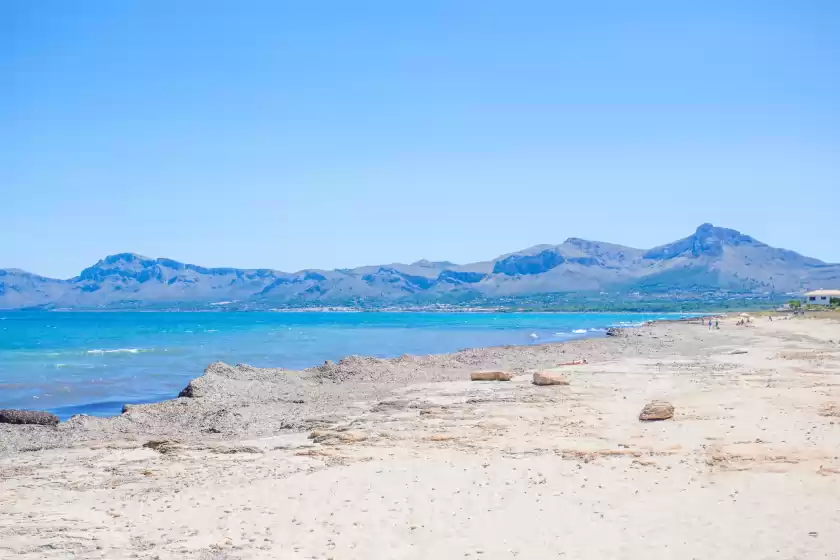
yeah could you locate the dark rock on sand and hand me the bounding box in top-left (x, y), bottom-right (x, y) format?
top-left (0, 409), bottom-right (60, 426)
top-left (605, 327), bottom-right (625, 337)
top-left (178, 381), bottom-right (198, 398)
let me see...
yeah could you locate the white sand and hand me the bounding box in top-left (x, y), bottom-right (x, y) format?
top-left (2, 316), bottom-right (840, 559)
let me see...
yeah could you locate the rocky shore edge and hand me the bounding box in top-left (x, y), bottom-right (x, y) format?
top-left (1, 319), bottom-right (684, 454)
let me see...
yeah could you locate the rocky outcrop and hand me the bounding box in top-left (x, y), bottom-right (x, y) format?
top-left (492, 249), bottom-right (570, 276)
top-left (174, 362), bottom-right (308, 405)
top-left (0, 409), bottom-right (60, 426)
top-left (436, 270), bottom-right (487, 284)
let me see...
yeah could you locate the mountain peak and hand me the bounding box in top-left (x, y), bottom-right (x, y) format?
top-left (562, 237), bottom-right (593, 248)
top-left (692, 224), bottom-right (766, 247)
top-left (644, 223), bottom-right (776, 261)
top-left (99, 253), bottom-right (152, 265)
top-left (410, 259), bottom-right (457, 268)
top-left (76, 253), bottom-right (157, 282)
top-left (695, 222), bottom-right (735, 237)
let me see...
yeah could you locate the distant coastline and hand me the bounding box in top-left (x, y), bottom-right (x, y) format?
top-left (19, 297), bottom-right (782, 314)
top-left (24, 300), bottom-right (778, 314)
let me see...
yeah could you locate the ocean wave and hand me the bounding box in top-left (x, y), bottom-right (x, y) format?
top-left (572, 329), bottom-right (587, 334)
top-left (86, 348), bottom-right (147, 355)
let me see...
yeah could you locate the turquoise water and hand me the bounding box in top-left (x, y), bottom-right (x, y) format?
top-left (0, 311), bottom-right (692, 419)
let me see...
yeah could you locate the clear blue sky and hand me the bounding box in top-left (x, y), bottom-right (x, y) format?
top-left (3, 1), bottom-right (839, 278)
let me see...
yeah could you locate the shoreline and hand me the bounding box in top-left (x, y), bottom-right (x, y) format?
top-left (0, 313), bottom-right (750, 454)
top-left (0, 326), bottom-right (625, 454)
top-left (0, 316), bottom-right (704, 455)
top-left (2, 311), bottom-right (705, 422)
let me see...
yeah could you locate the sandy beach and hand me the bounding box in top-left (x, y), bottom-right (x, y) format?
top-left (2, 315), bottom-right (840, 559)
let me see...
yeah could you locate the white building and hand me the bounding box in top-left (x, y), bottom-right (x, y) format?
top-left (804, 289), bottom-right (840, 306)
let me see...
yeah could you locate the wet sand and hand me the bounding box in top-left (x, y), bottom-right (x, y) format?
top-left (2, 315), bottom-right (839, 558)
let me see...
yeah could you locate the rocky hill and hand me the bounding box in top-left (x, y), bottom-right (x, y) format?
top-left (1, 224), bottom-right (837, 309)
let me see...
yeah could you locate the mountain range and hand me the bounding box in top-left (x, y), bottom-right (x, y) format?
top-left (1, 224), bottom-right (838, 310)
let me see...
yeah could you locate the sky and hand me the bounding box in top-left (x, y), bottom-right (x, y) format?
top-left (3, 1), bottom-right (839, 278)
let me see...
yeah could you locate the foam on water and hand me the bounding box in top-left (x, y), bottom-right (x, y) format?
top-left (86, 348), bottom-right (146, 355)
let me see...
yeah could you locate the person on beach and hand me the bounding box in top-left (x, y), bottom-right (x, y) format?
top-left (708, 318), bottom-right (713, 330)
top-left (715, 319), bottom-right (719, 330)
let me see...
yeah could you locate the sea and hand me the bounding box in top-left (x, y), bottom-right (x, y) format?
top-left (0, 311), bottom-right (697, 420)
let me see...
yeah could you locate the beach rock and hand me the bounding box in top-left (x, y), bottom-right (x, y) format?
top-left (639, 401), bottom-right (674, 421)
top-left (470, 371), bottom-right (514, 381)
top-left (532, 372), bottom-right (570, 386)
top-left (477, 417), bottom-right (511, 429)
top-left (308, 430), bottom-right (368, 445)
top-left (557, 359), bottom-right (587, 366)
top-left (605, 327), bottom-right (625, 337)
top-left (337, 430), bottom-right (368, 443)
top-left (143, 439), bottom-right (183, 454)
top-left (0, 409), bottom-right (59, 426)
